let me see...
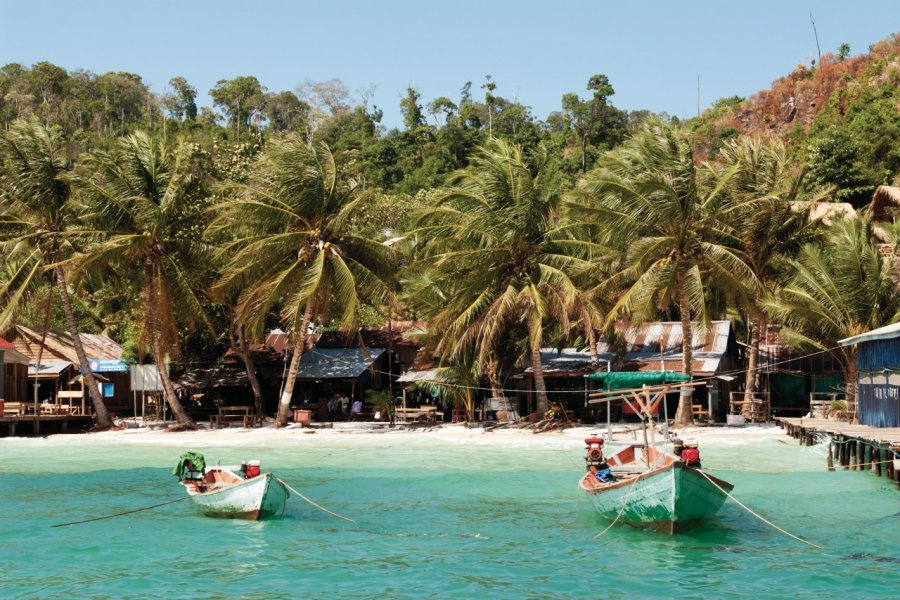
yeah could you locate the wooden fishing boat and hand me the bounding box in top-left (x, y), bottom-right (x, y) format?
top-left (579, 437), bottom-right (734, 534)
top-left (173, 453), bottom-right (288, 520)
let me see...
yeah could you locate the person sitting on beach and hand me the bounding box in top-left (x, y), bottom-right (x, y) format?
top-left (350, 399), bottom-right (363, 420)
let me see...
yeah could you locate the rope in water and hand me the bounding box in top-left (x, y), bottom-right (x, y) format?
top-left (277, 478), bottom-right (355, 523)
top-left (695, 469), bottom-right (823, 549)
top-left (49, 496), bottom-right (192, 528)
top-left (591, 475), bottom-right (642, 540)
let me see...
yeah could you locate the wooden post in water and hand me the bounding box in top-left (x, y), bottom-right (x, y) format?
top-left (827, 443), bottom-right (834, 471)
top-left (850, 441), bottom-right (858, 470)
top-left (874, 447), bottom-right (883, 478)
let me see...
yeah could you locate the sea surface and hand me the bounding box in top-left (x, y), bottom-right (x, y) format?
top-left (0, 430), bottom-right (897, 599)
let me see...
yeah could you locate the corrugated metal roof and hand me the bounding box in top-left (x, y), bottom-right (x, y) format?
top-left (298, 348), bottom-right (386, 380)
top-left (12, 326), bottom-right (122, 362)
top-left (397, 368), bottom-right (443, 383)
top-left (28, 360), bottom-right (73, 378)
top-left (597, 320), bottom-right (732, 376)
top-left (840, 322), bottom-right (900, 346)
top-left (523, 322), bottom-right (733, 377)
top-left (174, 368), bottom-right (250, 390)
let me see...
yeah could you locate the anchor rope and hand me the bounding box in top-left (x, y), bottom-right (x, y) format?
top-left (49, 496), bottom-right (192, 528)
top-left (695, 469), bottom-right (823, 549)
top-left (277, 478), bottom-right (355, 523)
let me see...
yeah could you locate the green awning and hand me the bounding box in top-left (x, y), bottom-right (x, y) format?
top-left (584, 371), bottom-right (690, 391)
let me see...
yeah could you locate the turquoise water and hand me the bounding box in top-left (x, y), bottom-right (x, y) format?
top-left (1, 432), bottom-right (897, 598)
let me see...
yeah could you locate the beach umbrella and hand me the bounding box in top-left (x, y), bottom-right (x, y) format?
top-left (69, 372), bottom-right (109, 385)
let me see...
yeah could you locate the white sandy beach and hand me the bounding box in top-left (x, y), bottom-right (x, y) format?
top-left (52, 421), bottom-right (792, 449)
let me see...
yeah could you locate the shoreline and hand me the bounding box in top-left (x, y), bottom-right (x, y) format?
top-left (18, 421), bottom-right (793, 447)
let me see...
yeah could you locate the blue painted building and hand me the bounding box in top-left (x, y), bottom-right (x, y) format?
top-left (840, 323), bottom-right (900, 428)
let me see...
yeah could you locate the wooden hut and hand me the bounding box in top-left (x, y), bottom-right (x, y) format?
top-left (0, 337), bottom-right (29, 406)
top-left (839, 323), bottom-right (900, 428)
top-left (4, 326), bottom-right (132, 416)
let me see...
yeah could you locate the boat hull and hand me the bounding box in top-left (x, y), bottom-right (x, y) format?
top-left (188, 472), bottom-right (288, 520)
top-left (581, 463), bottom-right (732, 534)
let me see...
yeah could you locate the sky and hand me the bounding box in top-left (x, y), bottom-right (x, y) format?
top-left (1, 1), bottom-right (897, 129)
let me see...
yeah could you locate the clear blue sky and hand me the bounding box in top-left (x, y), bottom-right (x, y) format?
top-left (1, 1), bottom-right (897, 129)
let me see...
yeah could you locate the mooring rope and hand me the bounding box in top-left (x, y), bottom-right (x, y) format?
top-left (277, 478), bottom-right (355, 523)
top-left (695, 469), bottom-right (823, 549)
top-left (591, 475), bottom-right (642, 540)
top-left (49, 496), bottom-right (192, 528)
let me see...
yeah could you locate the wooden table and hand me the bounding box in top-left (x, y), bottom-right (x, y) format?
top-left (211, 405), bottom-right (257, 428)
top-left (395, 406), bottom-right (437, 423)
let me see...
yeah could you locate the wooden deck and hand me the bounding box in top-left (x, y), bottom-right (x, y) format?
top-left (776, 417), bottom-right (900, 446)
top-left (0, 414), bottom-right (95, 437)
top-left (776, 417), bottom-right (900, 485)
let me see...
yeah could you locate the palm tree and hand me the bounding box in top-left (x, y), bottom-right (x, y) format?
top-left (573, 119), bottom-right (755, 426)
top-left (767, 217), bottom-right (900, 405)
top-left (407, 139), bottom-right (586, 416)
top-left (210, 138), bottom-right (395, 427)
top-left (717, 137), bottom-right (821, 418)
top-left (0, 118), bottom-right (113, 429)
top-left (72, 132), bottom-right (210, 430)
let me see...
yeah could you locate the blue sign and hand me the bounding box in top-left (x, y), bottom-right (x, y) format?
top-left (102, 383), bottom-right (115, 398)
top-left (89, 359), bottom-right (130, 373)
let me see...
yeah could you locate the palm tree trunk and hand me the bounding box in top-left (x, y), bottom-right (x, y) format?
top-left (742, 310), bottom-right (761, 419)
top-left (145, 264), bottom-right (195, 429)
top-left (235, 322), bottom-right (264, 419)
top-left (275, 302), bottom-right (313, 427)
top-left (530, 320), bottom-right (549, 416)
top-left (584, 308), bottom-right (598, 366)
top-left (673, 282), bottom-right (694, 427)
top-left (54, 266), bottom-right (113, 430)
top-left (486, 358), bottom-right (503, 398)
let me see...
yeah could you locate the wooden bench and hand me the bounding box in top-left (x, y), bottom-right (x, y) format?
top-left (692, 404), bottom-right (709, 420)
top-left (2, 402), bottom-right (25, 416)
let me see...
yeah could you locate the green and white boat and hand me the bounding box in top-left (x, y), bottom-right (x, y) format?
top-left (579, 439), bottom-right (734, 534)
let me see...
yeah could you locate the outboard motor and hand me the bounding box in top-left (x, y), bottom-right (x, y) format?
top-left (584, 436), bottom-right (605, 464)
top-left (585, 436), bottom-right (614, 483)
top-left (241, 460), bottom-right (262, 478)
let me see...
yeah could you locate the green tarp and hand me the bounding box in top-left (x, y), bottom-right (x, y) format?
top-left (584, 371), bottom-right (691, 391)
top-left (172, 451), bottom-right (206, 479)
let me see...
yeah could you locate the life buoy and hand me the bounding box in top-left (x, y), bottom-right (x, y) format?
top-left (588, 448), bottom-right (603, 461)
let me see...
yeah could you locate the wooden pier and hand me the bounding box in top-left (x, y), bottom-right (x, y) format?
top-left (776, 417), bottom-right (900, 485)
top-left (0, 414), bottom-right (94, 437)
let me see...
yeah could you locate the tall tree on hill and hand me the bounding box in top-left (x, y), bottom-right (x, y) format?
top-left (210, 138), bottom-right (395, 427)
top-left (574, 119), bottom-right (754, 426)
top-left (767, 217), bottom-right (900, 405)
top-left (0, 118), bottom-right (113, 429)
top-left (562, 74), bottom-right (618, 174)
top-left (210, 76), bottom-right (265, 142)
top-left (407, 139), bottom-right (586, 416)
top-left (72, 132), bottom-right (211, 430)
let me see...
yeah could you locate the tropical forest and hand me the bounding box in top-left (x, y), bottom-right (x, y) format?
top-left (1, 33), bottom-right (899, 431)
